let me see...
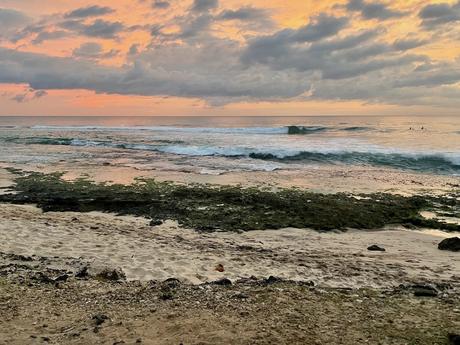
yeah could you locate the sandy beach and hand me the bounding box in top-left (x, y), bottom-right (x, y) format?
top-left (0, 164), bottom-right (459, 344)
top-left (0, 203), bottom-right (458, 288)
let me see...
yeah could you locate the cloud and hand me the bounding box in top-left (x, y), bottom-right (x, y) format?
top-left (32, 30), bottom-right (68, 44)
top-left (59, 19), bottom-right (124, 39)
top-left (393, 37), bottom-right (428, 51)
top-left (65, 5), bottom-right (115, 19)
top-left (178, 14), bottom-right (213, 38)
top-left (241, 15), bottom-right (353, 66)
top-left (419, 1), bottom-right (460, 28)
top-left (0, 45), bottom-right (310, 103)
top-left (152, 1), bottom-right (170, 9)
top-left (346, 0), bottom-right (406, 20)
top-left (217, 7), bottom-right (269, 21)
top-left (10, 88), bottom-right (47, 103)
top-left (191, 0), bottom-right (219, 13)
top-left (128, 44), bottom-right (140, 55)
top-left (215, 6), bottom-right (275, 31)
top-left (241, 13), bottom-right (349, 66)
top-left (73, 42), bottom-right (119, 59)
top-left (0, 8), bottom-right (32, 39)
top-left (0, 2), bottom-right (459, 110)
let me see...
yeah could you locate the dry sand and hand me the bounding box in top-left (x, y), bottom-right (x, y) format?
top-left (0, 204), bottom-right (458, 289)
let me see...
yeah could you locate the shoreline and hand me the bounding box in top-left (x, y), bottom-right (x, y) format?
top-left (0, 167), bottom-right (459, 344)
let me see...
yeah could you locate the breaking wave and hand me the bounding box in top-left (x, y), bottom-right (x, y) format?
top-left (7, 136), bottom-right (460, 175)
top-left (28, 125), bottom-right (373, 135)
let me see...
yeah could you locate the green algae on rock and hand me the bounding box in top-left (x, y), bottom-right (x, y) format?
top-left (0, 170), bottom-right (459, 232)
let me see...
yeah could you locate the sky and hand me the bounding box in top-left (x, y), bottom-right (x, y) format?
top-left (0, 0), bottom-right (459, 116)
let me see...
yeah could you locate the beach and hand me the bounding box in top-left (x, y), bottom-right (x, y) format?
top-left (0, 116), bottom-right (459, 344)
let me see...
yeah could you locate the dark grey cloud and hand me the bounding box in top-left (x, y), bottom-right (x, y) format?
top-left (393, 38), bottom-right (428, 51)
top-left (346, 0), bottom-right (406, 20)
top-left (242, 20), bottom-right (428, 82)
top-left (419, 1), bottom-right (460, 28)
top-left (0, 3), bottom-right (459, 109)
top-left (242, 15), bottom-right (351, 66)
top-left (217, 7), bottom-right (268, 21)
top-left (32, 30), bottom-right (68, 44)
top-left (191, 0), bottom-right (218, 13)
top-left (292, 14), bottom-right (348, 42)
top-left (10, 88), bottom-right (47, 103)
top-left (241, 14), bottom-right (349, 66)
top-left (0, 8), bottom-right (31, 30)
top-left (0, 45), bottom-right (309, 102)
top-left (215, 6), bottom-right (275, 31)
top-left (179, 14), bottom-right (213, 38)
top-left (73, 42), bottom-right (119, 59)
top-left (393, 65), bottom-right (460, 88)
top-left (129, 44), bottom-right (140, 55)
top-left (59, 19), bottom-right (124, 39)
top-left (65, 5), bottom-right (115, 19)
top-left (152, 1), bottom-right (170, 9)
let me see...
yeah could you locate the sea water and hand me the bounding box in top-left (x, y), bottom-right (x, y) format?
top-left (0, 116), bottom-right (459, 175)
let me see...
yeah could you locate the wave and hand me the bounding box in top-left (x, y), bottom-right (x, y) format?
top-left (7, 136), bottom-right (460, 174)
top-left (30, 125), bottom-right (288, 134)
top-left (29, 125), bottom-right (374, 135)
top-left (249, 151), bottom-right (460, 174)
top-left (342, 126), bottom-right (373, 131)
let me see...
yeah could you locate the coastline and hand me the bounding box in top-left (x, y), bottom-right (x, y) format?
top-left (0, 166), bottom-right (459, 344)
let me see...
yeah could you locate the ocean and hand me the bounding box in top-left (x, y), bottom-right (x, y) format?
top-left (0, 116), bottom-right (459, 176)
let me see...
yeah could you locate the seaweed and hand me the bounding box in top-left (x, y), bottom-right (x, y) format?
top-left (1, 169), bottom-right (459, 232)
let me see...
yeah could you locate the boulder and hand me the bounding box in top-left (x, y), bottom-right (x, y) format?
top-left (94, 267), bottom-right (126, 282)
top-left (92, 314), bottom-right (109, 326)
top-left (367, 245), bottom-right (386, 252)
top-left (212, 278), bottom-right (232, 286)
top-left (412, 285), bottom-right (438, 297)
top-left (149, 219), bottom-right (163, 226)
top-left (449, 333), bottom-right (460, 345)
top-left (438, 237), bottom-right (460, 252)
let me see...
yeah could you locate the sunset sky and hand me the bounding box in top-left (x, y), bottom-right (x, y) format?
top-left (0, 0), bottom-right (459, 116)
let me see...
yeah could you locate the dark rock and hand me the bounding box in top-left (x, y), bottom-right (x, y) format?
top-left (412, 285), bottom-right (438, 297)
top-left (449, 333), bottom-right (460, 345)
top-left (438, 237), bottom-right (460, 252)
top-left (159, 290), bottom-right (174, 300)
top-left (265, 276), bottom-right (282, 284)
top-left (212, 278), bottom-right (232, 286)
top-left (92, 314), bottom-right (109, 326)
top-left (367, 245), bottom-right (386, 252)
top-left (10, 254), bottom-right (34, 262)
top-left (215, 264), bottom-right (225, 272)
top-left (54, 274), bottom-right (69, 282)
top-left (149, 219), bottom-right (163, 226)
top-left (95, 268), bottom-right (126, 282)
top-left (162, 278), bottom-right (181, 288)
top-left (90, 226), bottom-right (99, 230)
top-left (33, 272), bottom-right (53, 284)
top-left (41, 336), bottom-right (50, 342)
top-left (75, 266), bottom-right (89, 278)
